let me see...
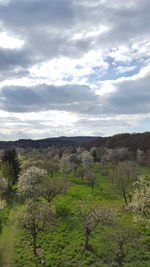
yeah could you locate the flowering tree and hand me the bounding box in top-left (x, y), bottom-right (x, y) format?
top-left (129, 175), bottom-right (150, 224)
top-left (17, 166), bottom-right (68, 202)
top-left (59, 154), bottom-right (73, 176)
top-left (17, 167), bottom-right (48, 199)
top-left (0, 199), bottom-right (6, 210)
top-left (0, 198), bottom-right (6, 232)
top-left (80, 151), bottom-right (94, 170)
top-left (0, 162), bottom-right (13, 190)
top-left (0, 173), bottom-right (8, 193)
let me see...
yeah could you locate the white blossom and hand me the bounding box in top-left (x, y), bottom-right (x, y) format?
top-left (17, 166), bottom-right (47, 198)
top-left (129, 175), bottom-right (150, 224)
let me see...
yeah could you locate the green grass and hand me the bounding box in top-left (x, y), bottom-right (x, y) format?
top-left (138, 165), bottom-right (150, 176)
top-left (0, 205), bottom-right (18, 266)
top-left (0, 163), bottom-right (150, 266)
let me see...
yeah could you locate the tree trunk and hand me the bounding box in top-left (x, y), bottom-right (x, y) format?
top-left (75, 167), bottom-right (77, 174)
top-left (123, 191), bottom-right (128, 205)
top-left (129, 193), bottom-right (132, 203)
top-left (33, 233), bottom-right (37, 256)
top-left (116, 241), bottom-right (125, 266)
top-left (85, 234), bottom-right (89, 250)
top-left (92, 184), bottom-right (94, 192)
top-left (117, 257), bottom-right (123, 267)
top-left (85, 231), bottom-right (91, 250)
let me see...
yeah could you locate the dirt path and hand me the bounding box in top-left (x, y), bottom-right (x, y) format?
top-left (0, 207), bottom-right (18, 267)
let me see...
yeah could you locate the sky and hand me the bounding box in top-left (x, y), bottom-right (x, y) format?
top-left (0, 0), bottom-right (150, 140)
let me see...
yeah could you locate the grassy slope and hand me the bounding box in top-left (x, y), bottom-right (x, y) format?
top-left (0, 164), bottom-right (150, 267)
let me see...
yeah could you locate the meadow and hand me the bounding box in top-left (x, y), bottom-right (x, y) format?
top-left (0, 161), bottom-right (150, 267)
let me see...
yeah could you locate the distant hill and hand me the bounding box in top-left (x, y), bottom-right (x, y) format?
top-left (0, 136), bottom-right (99, 150)
top-left (93, 132), bottom-right (150, 152)
top-left (0, 132), bottom-right (150, 152)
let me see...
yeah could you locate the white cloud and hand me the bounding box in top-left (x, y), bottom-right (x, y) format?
top-left (72, 25), bottom-right (110, 40)
top-left (29, 50), bottom-right (108, 84)
top-left (115, 65), bottom-right (136, 73)
top-left (0, 32), bottom-right (24, 49)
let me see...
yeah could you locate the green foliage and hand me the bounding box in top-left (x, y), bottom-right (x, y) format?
top-left (2, 147), bottom-right (20, 185)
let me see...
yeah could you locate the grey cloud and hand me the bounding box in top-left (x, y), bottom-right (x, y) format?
top-left (0, 47), bottom-right (38, 80)
top-left (72, 116), bottom-right (133, 137)
top-left (0, 0), bottom-right (74, 30)
top-left (0, 83), bottom-right (99, 113)
top-left (104, 72), bottom-right (150, 114)
top-left (0, 48), bottom-right (30, 70)
top-left (0, 0), bottom-right (150, 67)
top-left (0, 131), bottom-right (29, 141)
top-left (76, 118), bottom-right (130, 128)
top-left (0, 71), bottom-right (150, 115)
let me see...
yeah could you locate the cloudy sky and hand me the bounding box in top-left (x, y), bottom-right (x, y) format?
top-left (0, 0), bottom-right (150, 140)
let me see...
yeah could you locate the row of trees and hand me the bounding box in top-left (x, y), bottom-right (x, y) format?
top-left (20, 144), bottom-right (150, 171)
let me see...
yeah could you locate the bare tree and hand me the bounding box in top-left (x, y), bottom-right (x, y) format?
top-left (76, 166), bottom-right (85, 182)
top-left (109, 161), bottom-right (138, 205)
top-left (107, 228), bottom-right (139, 267)
top-left (68, 153), bottom-right (80, 174)
top-left (84, 169), bottom-right (96, 192)
top-left (41, 177), bottom-right (68, 203)
top-left (18, 200), bottom-right (55, 256)
top-left (79, 204), bottom-right (116, 250)
top-left (136, 149), bottom-right (145, 166)
top-left (41, 158), bottom-right (59, 178)
top-left (144, 149), bottom-right (150, 166)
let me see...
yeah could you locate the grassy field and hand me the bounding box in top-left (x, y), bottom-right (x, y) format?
top-left (0, 163), bottom-right (150, 266)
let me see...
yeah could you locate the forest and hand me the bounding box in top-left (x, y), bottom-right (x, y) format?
top-left (0, 136), bottom-right (150, 267)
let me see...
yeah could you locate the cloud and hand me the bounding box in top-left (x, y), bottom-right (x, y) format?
top-left (0, 83), bottom-right (99, 113)
top-left (115, 65), bottom-right (136, 74)
top-left (103, 64), bottom-right (150, 114)
top-left (0, 0), bottom-right (149, 62)
top-left (0, 0), bottom-right (150, 139)
top-left (0, 0), bottom-right (149, 75)
top-left (1, 62), bottom-right (150, 116)
top-left (1, 112), bottom-right (149, 141)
